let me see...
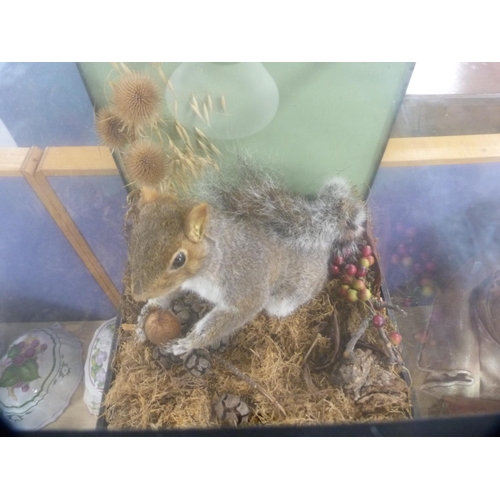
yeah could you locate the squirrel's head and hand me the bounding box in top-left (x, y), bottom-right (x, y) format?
top-left (128, 188), bottom-right (209, 302)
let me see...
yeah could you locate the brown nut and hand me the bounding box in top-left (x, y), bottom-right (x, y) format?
top-left (144, 310), bottom-right (181, 345)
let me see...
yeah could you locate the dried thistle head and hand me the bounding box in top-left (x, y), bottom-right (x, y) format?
top-left (112, 73), bottom-right (162, 127)
top-left (124, 140), bottom-right (169, 187)
top-left (95, 107), bottom-right (133, 148)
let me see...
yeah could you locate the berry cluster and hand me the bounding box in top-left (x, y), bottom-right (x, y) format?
top-left (330, 245), bottom-right (375, 303)
top-left (330, 244), bottom-right (403, 356)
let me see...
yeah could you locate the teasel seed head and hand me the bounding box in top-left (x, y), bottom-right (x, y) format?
top-left (124, 140), bottom-right (170, 188)
top-left (95, 107), bottom-right (133, 149)
top-left (112, 73), bottom-right (162, 127)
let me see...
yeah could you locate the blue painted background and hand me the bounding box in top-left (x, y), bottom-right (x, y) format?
top-left (48, 175), bottom-right (128, 293)
top-left (369, 163), bottom-right (500, 291)
top-left (0, 176), bottom-right (117, 322)
top-left (0, 62), bottom-right (99, 148)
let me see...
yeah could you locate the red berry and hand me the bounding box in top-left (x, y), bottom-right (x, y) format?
top-left (361, 245), bottom-right (372, 257)
top-left (358, 257), bottom-right (370, 268)
top-left (22, 384), bottom-right (30, 393)
top-left (333, 256), bottom-right (344, 266)
top-left (389, 331), bottom-right (402, 345)
top-left (31, 339), bottom-right (40, 348)
top-left (341, 274), bottom-right (354, 285)
top-left (330, 264), bottom-right (341, 276)
top-left (372, 314), bottom-right (385, 328)
top-left (356, 266), bottom-right (368, 278)
top-left (346, 289), bottom-right (359, 302)
top-left (345, 264), bottom-right (357, 276)
top-left (352, 279), bottom-right (366, 291)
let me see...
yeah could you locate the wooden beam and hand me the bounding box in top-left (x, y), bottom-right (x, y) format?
top-left (38, 146), bottom-right (117, 176)
top-left (380, 133), bottom-right (500, 167)
top-left (22, 147), bottom-right (121, 308)
top-left (0, 148), bottom-right (31, 176)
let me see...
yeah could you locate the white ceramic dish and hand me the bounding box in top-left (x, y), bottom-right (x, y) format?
top-left (84, 317), bottom-right (116, 416)
top-left (0, 323), bottom-right (82, 431)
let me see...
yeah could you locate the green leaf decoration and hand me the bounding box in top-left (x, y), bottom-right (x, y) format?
top-left (0, 365), bottom-right (22, 387)
top-left (18, 358), bottom-right (40, 382)
top-left (7, 345), bottom-right (22, 360)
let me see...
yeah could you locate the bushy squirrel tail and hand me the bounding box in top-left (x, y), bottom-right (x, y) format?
top-left (193, 155), bottom-right (366, 253)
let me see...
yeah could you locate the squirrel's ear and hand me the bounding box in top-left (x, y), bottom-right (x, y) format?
top-left (185, 203), bottom-right (208, 242)
top-left (140, 186), bottom-right (162, 204)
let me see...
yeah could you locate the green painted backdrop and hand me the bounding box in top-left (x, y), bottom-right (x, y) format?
top-left (78, 62), bottom-right (413, 195)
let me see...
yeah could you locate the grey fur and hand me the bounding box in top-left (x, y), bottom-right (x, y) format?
top-left (191, 157), bottom-right (366, 255)
top-left (131, 157), bottom-right (367, 357)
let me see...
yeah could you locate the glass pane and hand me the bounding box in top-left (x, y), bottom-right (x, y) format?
top-left (369, 62), bottom-right (500, 419)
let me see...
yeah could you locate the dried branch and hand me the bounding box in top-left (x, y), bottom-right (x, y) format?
top-left (344, 317), bottom-right (372, 356)
top-left (371, 300), bottom-right (407, 316)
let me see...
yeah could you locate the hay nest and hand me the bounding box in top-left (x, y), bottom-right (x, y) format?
top-left (103, 267), bottom-right (412, 430)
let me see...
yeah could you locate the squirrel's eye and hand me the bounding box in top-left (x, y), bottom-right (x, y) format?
top-left (171, 252), bottom-right (186, 270)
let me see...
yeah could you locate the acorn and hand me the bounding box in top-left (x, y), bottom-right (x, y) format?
top-left (144, 310), bottom-right (181, 345)
top-left (112, 72), bottom-right (162, 127)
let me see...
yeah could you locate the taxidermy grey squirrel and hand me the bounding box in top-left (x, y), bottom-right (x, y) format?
top-left (129, 157), bottom-right (367, 357)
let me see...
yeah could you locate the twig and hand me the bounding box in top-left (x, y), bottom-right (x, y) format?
top-left (344, 317), bottom-right (372, 356)
top-left (355, 340), bottom-right (386, 357)
top-left (371, 300), bottom-right (407, 316)
top-left (309, 310), bottom-right (341, 372)
top-left (302, 333), bottom-right (321, 366)
top-left (302, 364), bottom-right (318, 393)
top-left (213, 355), bottom-right (287, 417)
top-left (330, 310), bottom-right (340, 359)
top-left (377, 327), bottom-right (397, 364)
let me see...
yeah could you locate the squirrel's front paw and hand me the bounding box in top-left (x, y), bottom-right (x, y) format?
top-left (159, 337), bottom-right (193, 357)
top-left (135, 325), bottom-right (147, 344)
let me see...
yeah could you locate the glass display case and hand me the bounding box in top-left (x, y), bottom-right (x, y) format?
top-left (1, 62), bottom-right (499, 435)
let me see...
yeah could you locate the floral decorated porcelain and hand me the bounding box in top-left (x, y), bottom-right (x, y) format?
top-left (0, 323), bottom-right (82, 430)
top-left (84, 317), bottom-right (116, 416)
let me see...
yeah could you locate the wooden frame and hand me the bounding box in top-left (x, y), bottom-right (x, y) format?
top-left (0, 146), bottom-right (122, 309)
top-left (31, 147), bottom-right (123, 306)
top-left (380, 133), bottom-right (500, 167)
